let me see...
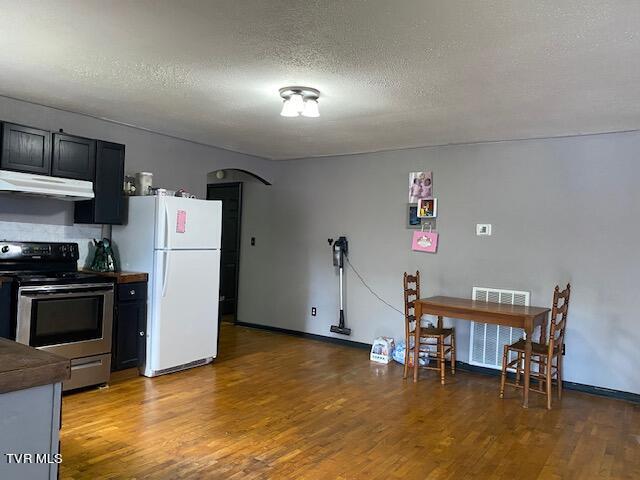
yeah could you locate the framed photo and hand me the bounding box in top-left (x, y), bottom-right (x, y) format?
top-left (408, 171), bottom-right (433, 203)
top-left (417, 198), bottom-right (437, 218)
top-left (407, 204), bottom-right (422, 229)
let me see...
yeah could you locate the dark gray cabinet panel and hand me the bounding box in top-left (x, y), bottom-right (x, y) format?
top-left (0, 122), bottom-right (51, 175)
top-left (52, 133), bottom-right (96, 181)
top-left (74, 141), bottom-right (125, 225)
top-left (112, 281), bottom-right (147, 372)
top-left (0, 281), bottom-right (13, 340)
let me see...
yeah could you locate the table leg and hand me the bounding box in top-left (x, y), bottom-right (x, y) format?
top-left (437, 315), bottom-right (443, 329)
top-left (523, 330), bottom-right (532, 408)
top-left (414, 302), bottom-right (422, 383)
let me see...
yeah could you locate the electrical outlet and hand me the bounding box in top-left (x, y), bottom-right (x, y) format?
top-left (476, 224), bottom-right (492, 236)
top-left (311, 307), bottom-right (317, 316)
top-left (251, 237), bottom-right (256, 246)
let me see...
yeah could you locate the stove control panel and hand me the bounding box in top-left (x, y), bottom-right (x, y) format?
top-left (0, 242), bottom-right (79, 261)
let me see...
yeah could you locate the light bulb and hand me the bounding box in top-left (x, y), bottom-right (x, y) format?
top-left (302, 98), bottom-right (320, 117)
top-left (289, 93), bottom-right (304, 113)
top-left (280, 99), bottom-right (299, 117)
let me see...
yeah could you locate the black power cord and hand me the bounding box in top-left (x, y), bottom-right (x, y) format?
top-left (344, 255), bottom-right (405, 316)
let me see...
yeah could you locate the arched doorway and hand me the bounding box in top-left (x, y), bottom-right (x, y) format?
top-left (206, 169), bottom-right (270, 324)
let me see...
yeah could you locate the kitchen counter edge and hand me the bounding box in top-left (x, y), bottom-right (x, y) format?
top-left (0, 338), bottom-right (70, 394)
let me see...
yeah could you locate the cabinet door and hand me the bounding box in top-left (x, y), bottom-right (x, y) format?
top-left (0, 282), bottom-right (13, 339)
top-left (137, 300), bottom-right (147, 371)
top-left (74, 140), bottom-right (125, 224)
top-left (94, 141), bottom-right (125, 224)
top-left (1, 122), bottom-right (51, 174)
top-left (51, 133), bottom-right (96, 180)
top-left (113, 300), bottom-right (146, 371)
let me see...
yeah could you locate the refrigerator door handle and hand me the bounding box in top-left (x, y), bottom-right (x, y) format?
top-left (161, 251), bottom-right (170, 298)
top-left (163, 201), bottom-right (171, 249)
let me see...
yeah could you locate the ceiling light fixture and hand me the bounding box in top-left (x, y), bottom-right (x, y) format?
top-left (279, 87), bottom-right (320, 118)
top-left (302, 98), bottom-right (319, 118)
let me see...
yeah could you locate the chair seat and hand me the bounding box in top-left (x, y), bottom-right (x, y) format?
top-left (408, 316), bottom-right (453, 337)
top-left (507, 339), bottom-right (558, 355)
top-left (418, 327), bottom-right (454, 337)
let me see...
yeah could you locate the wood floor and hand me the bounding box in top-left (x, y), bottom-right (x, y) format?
top-left (60, 324), bottom-right (640, 479)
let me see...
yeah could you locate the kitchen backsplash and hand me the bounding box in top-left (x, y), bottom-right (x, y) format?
top-left (0, 221), bottom-right (103, 268)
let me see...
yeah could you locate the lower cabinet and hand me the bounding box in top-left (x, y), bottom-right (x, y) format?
top-left (0, 382), bottom-right (62, 480)
top-left (112, 281), bottom-right (147, 372)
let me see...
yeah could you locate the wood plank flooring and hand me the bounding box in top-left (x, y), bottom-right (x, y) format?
top-left (60, 324), bottom-right (640, 479)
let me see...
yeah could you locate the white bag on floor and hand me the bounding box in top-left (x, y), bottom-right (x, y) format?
top-left (370, 337), bottom-right (395, 364)
top-left (392, 340), bottom-right (429, 367)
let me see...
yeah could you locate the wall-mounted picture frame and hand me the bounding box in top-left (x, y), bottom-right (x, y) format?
top-left (417, 197), bottom-right (437, 218)
top-left (407, 203), bottom-right (422, 229)
top-left (408, 171), bottom-right (433, 203)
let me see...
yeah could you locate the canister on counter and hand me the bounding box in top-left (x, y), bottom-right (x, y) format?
top-left (135, 172), bottom-right (153, 195)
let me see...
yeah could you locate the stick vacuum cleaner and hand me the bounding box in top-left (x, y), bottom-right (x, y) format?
top-left (329, 236), bottom-right (351, 336)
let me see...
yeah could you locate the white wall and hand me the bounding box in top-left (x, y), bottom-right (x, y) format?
top-left (237, 131), bottom-right (640, 395)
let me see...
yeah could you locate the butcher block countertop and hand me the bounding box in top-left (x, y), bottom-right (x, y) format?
top-left (82, 270), bottom-right (148, 284)
top-left (0, 338), bottom-right (70, 394)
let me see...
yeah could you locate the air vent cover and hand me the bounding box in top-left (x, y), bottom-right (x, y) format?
top-left (469, 287), bottom-right (529, 370)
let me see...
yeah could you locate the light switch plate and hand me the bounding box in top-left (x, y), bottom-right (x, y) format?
top-left (476, 224), bottom-right (492, 236)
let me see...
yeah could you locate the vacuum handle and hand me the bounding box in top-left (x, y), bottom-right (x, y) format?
top-left (339, 266), bottom-right (344, 310)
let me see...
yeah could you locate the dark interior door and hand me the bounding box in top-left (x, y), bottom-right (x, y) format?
top-left (207, 183), bottom-right (242, 320)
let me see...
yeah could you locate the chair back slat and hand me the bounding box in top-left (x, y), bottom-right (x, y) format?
top-left (548, 283), bottom-right (571, 355)
top-left (403, 271), bottom-right (421, 323)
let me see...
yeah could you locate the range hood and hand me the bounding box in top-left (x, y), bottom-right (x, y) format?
top-left (0, 170), bottom-right (94, 201)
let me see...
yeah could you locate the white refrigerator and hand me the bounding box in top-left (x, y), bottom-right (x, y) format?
top-left (112, 196), bottom-right (222, 377)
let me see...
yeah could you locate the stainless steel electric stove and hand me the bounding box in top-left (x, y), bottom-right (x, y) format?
top-left (0, 241), bottom-right (114, 391)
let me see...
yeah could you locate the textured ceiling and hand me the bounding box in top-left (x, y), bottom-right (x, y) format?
top-left (1, 1), bottom-right (639, 160)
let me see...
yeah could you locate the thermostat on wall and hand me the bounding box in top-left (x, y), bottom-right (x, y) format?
top-left (476, 224), bottom-right (492, 236)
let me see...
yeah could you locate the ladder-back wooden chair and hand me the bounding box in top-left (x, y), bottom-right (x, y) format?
top-left (499, 283), bottom-right (571, 409)
top-left (403, 271), bottom-right (456, 384)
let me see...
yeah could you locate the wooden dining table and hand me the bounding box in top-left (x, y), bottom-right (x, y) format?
top-left (414, 296), bottom-right (551, 408)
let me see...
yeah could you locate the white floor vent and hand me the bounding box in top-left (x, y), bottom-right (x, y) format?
top-left (469, 287), bottom-right (530, 370)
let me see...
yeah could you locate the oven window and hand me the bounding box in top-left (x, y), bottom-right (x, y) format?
top-left (31, 296), bottom-right (104, 347)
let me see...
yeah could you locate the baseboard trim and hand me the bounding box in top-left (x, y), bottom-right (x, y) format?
top-left (453, 361), bottom-right (640, 404)
top-left (234, 321), bottom-right (640, 404)
top-left (235, 321), bottom-right (372, 350)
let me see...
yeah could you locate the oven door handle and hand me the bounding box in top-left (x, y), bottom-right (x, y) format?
top-left (19, 285), bottom-right (114, 297)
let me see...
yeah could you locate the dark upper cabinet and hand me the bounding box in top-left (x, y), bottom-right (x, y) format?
top-left (74, 141), bottom-right (125, 225)
top-left (0, 118), bottom-right (126, 225)
top-left (0, 122), bottom-right (51, 175)
top-left (52, 133), bottom-right (96, 181)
